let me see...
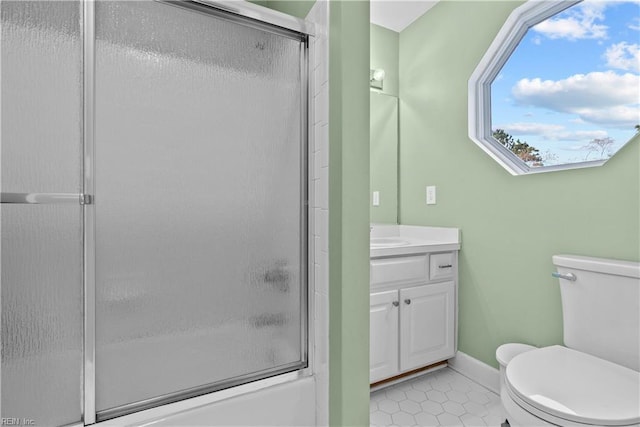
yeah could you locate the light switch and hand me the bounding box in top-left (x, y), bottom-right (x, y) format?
top-left (373, 191), bottom-right (380, 206)
top-left (426, 186), bottom-right (436, 205)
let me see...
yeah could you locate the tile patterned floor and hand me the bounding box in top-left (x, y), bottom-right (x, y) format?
top-left (370, 367), bottom-right (505, 426)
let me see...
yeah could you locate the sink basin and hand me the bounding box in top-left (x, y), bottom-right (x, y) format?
top-left (370, 237), bottom-right (410, 248)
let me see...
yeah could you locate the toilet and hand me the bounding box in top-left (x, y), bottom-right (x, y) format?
top-left (497, 254), bottom-right (640, 427)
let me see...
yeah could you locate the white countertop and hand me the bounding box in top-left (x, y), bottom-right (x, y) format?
top-left (370, 224), bottom-right (461, 257)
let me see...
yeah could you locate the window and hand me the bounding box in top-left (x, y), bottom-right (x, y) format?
top-left (469, 0), bottom-right (639, 175)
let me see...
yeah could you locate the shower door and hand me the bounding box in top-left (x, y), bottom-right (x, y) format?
top-left (2, 0), bottom-right (309, 423)
top-left (1, 1), bottom-right (84, 425)
top-left (92, 0), bottom-right (308, 420)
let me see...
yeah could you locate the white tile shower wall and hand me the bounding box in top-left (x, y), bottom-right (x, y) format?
top-left (307, 1), bottom-right (330, 426)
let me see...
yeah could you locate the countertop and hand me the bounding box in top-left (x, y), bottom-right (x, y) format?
top-left (370, 224), bottom-right (461, 258)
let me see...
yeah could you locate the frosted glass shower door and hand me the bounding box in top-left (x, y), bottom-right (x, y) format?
top-left (94, 1), bottom-right (308, 419)
top-left (1, 1), bottom-right (84, 425)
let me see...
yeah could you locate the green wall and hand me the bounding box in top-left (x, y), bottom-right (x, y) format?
top-left (266, 0), bottom-right (314, 18)
top-left (399, 1), bottom-right (640, 368)
top-left (370, 24), bottom-right (399, 97)
top-left (329, 1), bottom-right (371, 426)
top-left (248, 0), bottom-right (315, 18)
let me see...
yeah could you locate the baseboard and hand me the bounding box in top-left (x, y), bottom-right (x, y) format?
top-left (448, 351), bottom-right (500, 394)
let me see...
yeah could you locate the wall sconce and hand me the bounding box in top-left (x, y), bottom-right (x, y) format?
top-left (370, 68), bottom-right (385, 90)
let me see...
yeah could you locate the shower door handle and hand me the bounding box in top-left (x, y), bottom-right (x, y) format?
top-left (1, 192), bottom-right (93, 205)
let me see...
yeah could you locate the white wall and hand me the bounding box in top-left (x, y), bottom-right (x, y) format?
top-left (307, 0), bottom-right (330, 425)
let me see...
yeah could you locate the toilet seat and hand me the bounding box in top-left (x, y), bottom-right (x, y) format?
top-left (505, 345), bottom-right (640, 426)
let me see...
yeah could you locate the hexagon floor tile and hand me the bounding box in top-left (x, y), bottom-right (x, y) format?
top-left (370, 368), bottom-right (504, 426)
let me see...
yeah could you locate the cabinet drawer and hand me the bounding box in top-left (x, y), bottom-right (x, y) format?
top-left (429, 252), bottom-right (455, 281)
top-left (371, 255), bottom-right (428, 288)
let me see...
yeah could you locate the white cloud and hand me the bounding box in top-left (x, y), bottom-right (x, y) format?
top-left (630, 17), bottom-right (640, 31)
top-left (512, 71), bottom-right (638, 108)
top-left (532, 0), bottom-right (608, 40)
top-left (511, 71), bottom-right (640, 128)
top-left (574, 105), bottom-right (640, 127)
top-left (555, 129), bottom-right (609, 141)
top-left (499, 122), bottom-right (564, 136)
top-left (497, 122), bottom-right (609, 142)
top-left (604, 42), bottom-right (640, 72)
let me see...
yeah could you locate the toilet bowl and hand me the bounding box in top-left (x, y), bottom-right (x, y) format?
top-left (502, 345), bottom-right (640, 426)
top-left (497, 255), bottom-right (640, 427)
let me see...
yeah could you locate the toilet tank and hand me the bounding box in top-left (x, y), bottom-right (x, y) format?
top-left (553, 255), bottom-right (640, 371)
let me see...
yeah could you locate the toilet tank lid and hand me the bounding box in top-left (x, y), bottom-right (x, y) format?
top-left (553, 254), bottom-right (640, 278)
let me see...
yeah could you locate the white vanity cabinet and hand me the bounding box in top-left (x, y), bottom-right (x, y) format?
top-left (369, 251), bottom-right (457, 384)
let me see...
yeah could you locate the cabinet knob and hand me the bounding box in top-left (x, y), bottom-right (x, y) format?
top-left (404, 299), bottom-right (411, 305)
top-left (392, 301), bottom-right (399, 307)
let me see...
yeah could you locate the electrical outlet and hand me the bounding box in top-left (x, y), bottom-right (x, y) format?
top-left (373, 191), bottom-right (380, 206)
top-left (426, 186), bottom-right (436, 205)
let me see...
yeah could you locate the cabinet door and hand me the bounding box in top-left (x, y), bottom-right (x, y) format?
top-left (370, 290), bottom-right (399, 383)
top-left (400, 282), bottom-right (455, 372)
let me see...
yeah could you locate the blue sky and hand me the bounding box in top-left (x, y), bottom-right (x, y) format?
top-left (491, 0), bottom-right (640, 166)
